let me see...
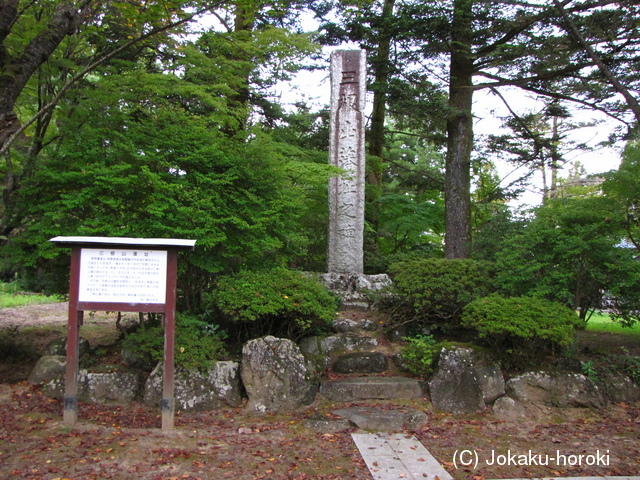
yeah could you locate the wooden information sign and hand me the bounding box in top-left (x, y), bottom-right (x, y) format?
top-left (50, 236), bottom-right (196, 431)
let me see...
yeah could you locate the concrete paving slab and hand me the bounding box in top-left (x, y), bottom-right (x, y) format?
top-left (352, 433), bottom-right (453, 480)
top-left (353, 434), bottom-right (640, 480)
top-left (465, 474), bottom-right (639, 480)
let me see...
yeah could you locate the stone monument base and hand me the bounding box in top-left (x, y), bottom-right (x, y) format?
top-left (315, 272), bottom-right (391, 310)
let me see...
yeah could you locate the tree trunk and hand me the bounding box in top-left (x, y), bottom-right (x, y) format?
top-left (0, 2), bottom-right (85, 150)
top-left (220, 2), bottom-right (255, 137)
top-left (444, 0), bottom-right (474, 259)
top-left (367, 0), bottom-right (395, 247)
top-left (369, 0), bottom-right (395, 161)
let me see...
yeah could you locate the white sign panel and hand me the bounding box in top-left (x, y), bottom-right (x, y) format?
top-left (78, 248), bottom-right (167, 304)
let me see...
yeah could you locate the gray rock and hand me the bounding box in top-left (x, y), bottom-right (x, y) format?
top-left (332, 318), bottom-right (359, 333)
top-left (299, 333), bottom-right (378, 372)
top-left (241, 336), bottom-right (318, 413)
top-left (429, 347), bottom-right (485, 413)
top-left (317, 273), bottom-right (392, 309)
top-left (303, 417), bottom-right (354, 434)
top-left (43, 369), bottom-right (142, 404)
top-left (86, 372), bottom-right (143, 403)
top-left (428, 347), bottom-right (504, 413)
top-left (492, 396), bottom-right (526, 421)
top-left (476, 363), bottom-right (506, 404)
top-left (332, 317), bottom-right (377, 333)
top-left (299, 333), bottom-right (378, 357)
top-left (506, 372), bottom-right (605, 408)
top-left (332, 406), bottom-right (427, 432)
top-left (320, 376), bottom-right (424, 402)
top-left (43, 369), bottom-right (88, 400)
top-left (28, 355), bottom-right (66, 384)
top-left (600, 375), bottom-right (640, 403)
top-left (43, 337), bottom-right (90, 357)
top-left (391, 353), bottom-right (412, 373)
top-left (332, 352), bottom-right (388, 374)
top-left (144, 360), bottom-right (242, 412)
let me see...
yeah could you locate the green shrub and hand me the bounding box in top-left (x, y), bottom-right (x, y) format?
top-left (461, 295), bottom-right (581, 370)
top-left (383, 258), bottom-right (495, 330)
top-left (400, 334), bottom-right (442, 378)
top-left (205, 268), bottom-right (339, 342)
top-left (121, 314), bottom-right (227, 371)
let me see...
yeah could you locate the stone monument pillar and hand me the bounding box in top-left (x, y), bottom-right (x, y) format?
top-left (327, 49), bottom-right (366, 274)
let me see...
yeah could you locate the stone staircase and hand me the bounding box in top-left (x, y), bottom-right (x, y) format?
top-left (300, 309), bottom-right (426, 432)
top-left (300, 310), bottom-right (425, 403)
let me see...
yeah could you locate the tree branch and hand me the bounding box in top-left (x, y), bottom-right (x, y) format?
top-left (552, 0), bottom-right (640, 125)
top-left (474, 71), bottom-right (630, 125)
top-left (0, 1), bottom-right (224, 157)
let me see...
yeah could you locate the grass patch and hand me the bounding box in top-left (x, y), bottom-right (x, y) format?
top-left (0, 282), bottom-right (60, 309)
top-left (587, 312), bottom-right (640, 336)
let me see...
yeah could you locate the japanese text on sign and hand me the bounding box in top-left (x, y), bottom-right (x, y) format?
top-left (78, 248), bottom-right (167, 304)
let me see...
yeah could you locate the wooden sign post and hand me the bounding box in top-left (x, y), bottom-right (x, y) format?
top-left (50, 236), bottom-right (196, 431)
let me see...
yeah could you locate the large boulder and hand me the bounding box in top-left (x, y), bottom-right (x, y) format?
top-left (29, 355), bottom-right (66, 384)
top-left (601, 375), bottom-right (640, 403)
top-left (43, 370), bottom-right (89, 400)
top-left (506, 372), bottom-right (605, 408)
top-left (476, 363), bottom-right (505, 404)
top-left (86, 372), bottom-right (143, 404)
top-left (144, 361), bottom-right (242, 412)
top-left (44, 370), bottom-right (142, 404)
top-left (241, 336), bottom-right (318, 413)
top-left (428, 346), bottom-right (504, 413)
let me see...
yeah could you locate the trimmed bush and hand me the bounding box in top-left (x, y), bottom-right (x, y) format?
top-left (400, 334), bottom-right (442, 378)
top-left (206, 268), bottom-right (339, 342)
top-left (461, 295), bottom-right (581, 369)
top-left (384, 258), bottom-right (495, 330)
top-left (121, 314), bottom-right (227, 371)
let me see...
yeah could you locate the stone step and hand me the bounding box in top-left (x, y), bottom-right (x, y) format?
top-left (320, 376), bottom-right (424, 402)
top-left (332, 352), bottom-right (389, 374)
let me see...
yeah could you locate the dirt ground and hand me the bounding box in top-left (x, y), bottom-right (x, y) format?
top-left (0, 302), bottom-right (639, 480)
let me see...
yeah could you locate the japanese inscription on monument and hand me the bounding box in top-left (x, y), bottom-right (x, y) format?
top-left (78, 248), bottom-right (167, 304)
top-left (328, 49), bottom-right (366, 274)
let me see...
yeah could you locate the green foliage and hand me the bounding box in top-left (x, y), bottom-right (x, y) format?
top-left (461, 295), bottom-right (581, 370)
top-left (494, 195), bottom-right (640, 323)
top-left (121, 314), bottom-right (227, 371)
top-left (384, 258), bottom-right (495, 329)
top-left (5, 64), bottom-right (336, 305)
top-left (205, 269), bottom-right (339, 343)
top-left (365, 135), bottom-right (445, 273)
top-left (604, 139), bottom-right (640, 254)
top-left (400, 335), bottom-right (442, 378)
top-left (0, 2), bottom-right (327, 306)
top-left (580, 360), bottom-right (599, 382)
